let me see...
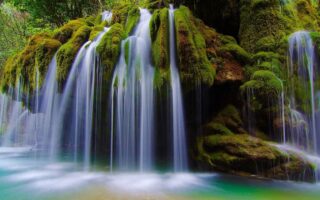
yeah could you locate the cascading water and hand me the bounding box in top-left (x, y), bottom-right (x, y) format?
top-left (101, 11), bottom-right (112, 22)
top-left (0, 12), bottom-right (113, 170)
top-left (109, 8), bottom-right (155, 172)
top-left (287, 31), bottom-right (319, 153)
top-left (168, 5), bottom-right (188, 172)
top-left (50, 27), bottom-right (110, 170)
top-left (286, 31), bottom-right (320, 180)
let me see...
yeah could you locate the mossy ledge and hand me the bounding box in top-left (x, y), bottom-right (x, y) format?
top-left (0, 34), bottom-right (61, 93)
top-left (96, 23), bottom-right (127, 81)
top-left (56, 25), bottom-right (92, 87)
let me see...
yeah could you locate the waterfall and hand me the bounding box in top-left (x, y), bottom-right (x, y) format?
top-left (110, 8), bottom-right (155, 172)
top-left (52, 27), bottom-right (110, 170)
top-left (0, 12), bottom-right (112, 170)
top-left (101, 11), bottom-right (113, 22)
top-left (287, 31), bottom-right (319, 154)
top-left (169, 5), bottom-right (188, 172)
top-left (287, 31), bottom-right (320, 180)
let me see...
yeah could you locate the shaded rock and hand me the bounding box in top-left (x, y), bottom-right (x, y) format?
top-left (203, 105), bottom-right (246, 136)
top-left (215, 60), bottom-right (244, 85)
top-left (174, 0), bottom-right (240, 38)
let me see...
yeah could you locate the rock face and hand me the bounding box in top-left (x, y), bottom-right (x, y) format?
top-left (195, 106), bottom-right (316, 182)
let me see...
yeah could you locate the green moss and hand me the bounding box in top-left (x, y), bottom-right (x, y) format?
top-left (0, 55), bottom-right (19, 91)
top-left (95, 14), bottom-right (103, 25)
top-left (125, 6), bottom-right (140, 35)
top-left (0, 34), bottom-right (61, 92)
top-left (111, 3), bottom-right (131, 25)
top-left (96, 23), bottom-right (127, 81)
top-left (53, 19), bottom-right (86, 44)
top-left (89, 25), bottom-right (104, 41)
top-left (220, 43), bottom-right (252, 64)
top-left (253, 51), bottom-right (281, 62)
top-left (203, 134), bottom-right (282, 167)
top-left (174, 6), bottom-right (215, 88)
top-left (204, 122), bottom-right (234, 135)
top-left (203, 104), bottom-right (246, 136)
top-left (56, 25), bottom-right (92, 85)
top-left (84, 16), bottom-right (96, 26)
top-left (241, 70), bottom-right (283, 113)
top-left (150, 8), bottom-right (169, 70)
top-left (310, 31), bottom-right (320, 53)
top-left (242, 70), bottom-right (283, 93)
top-left (239, 0), bottom-right (319, 53)
top-left (146, 0), bottom-right (169, 11)
top-left (124, 40), bottom-right (130, 65)
top-left (198, 133), bottom-right (315, 181)
top-left (35, 39), bottom-right (62, 87)
top-left (295, 0), bottom-right (320, 30)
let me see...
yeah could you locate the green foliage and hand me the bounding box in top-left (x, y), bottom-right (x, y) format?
top-left (0, 3), bottom-right (46, 69)
top-left (7, 0), bottom-right (103, 26)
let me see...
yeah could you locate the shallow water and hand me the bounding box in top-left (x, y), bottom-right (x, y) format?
top-left (0, 148), bottom-right (319, 200)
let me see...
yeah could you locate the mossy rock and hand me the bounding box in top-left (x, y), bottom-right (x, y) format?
top-left (174, 6), bottom-right (215, 89)
top-left (125, 6), bottom-right (141, 35)
top-left (56, 25), bottom-right (92, 86)
top-left (96, 23), bottom-right (127, 81)
top-left (220, 43), bottom-right (252, 64)
top-left (150, 8), bottom-right (169, 71)
top-left (53, 19), bottom-right (86, 44)
top-left (203, 105), bottom-right (246, 136)
top-left (241, 70), bottom-right (283, 98)
top-left (111, 3), bottom-right (140, 35)
top-left (196, 18), bottom-right (248, 85)
top-left (196, 134), bottom-right (316, 182)
top-left (89, 25), bottom-right (105, 41)
top-left (147, 0), bottom-right (169, 11)
top-left (239, 0), bottom-right (320, 53)
top-left (0, 34), bottom-right (61, 92)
